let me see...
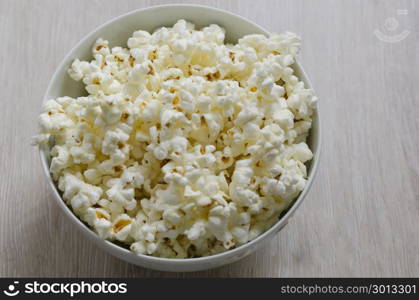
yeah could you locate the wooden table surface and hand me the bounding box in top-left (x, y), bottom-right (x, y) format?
top-left (1, 0), bottom-right (418, 277)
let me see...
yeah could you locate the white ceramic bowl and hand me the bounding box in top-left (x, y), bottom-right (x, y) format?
top-left (39, 4), bottom-right (321, 272)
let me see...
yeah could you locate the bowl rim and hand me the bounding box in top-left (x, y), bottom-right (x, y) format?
top-left (38, 3), bottom-right (321, 266)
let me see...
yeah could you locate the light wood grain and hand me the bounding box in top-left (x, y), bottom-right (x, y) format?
top-left (1, 0), bottom-right (418, 277)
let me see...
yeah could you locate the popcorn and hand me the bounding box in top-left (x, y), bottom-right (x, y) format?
top-left (291, 142), bottom-right (313, 163)
top-left (68, 59), bottom-right (92, 81)
top-left (105, 177), bottom-right (136, 210)
top-left (36, 20), bottom-right (316, 258)
top-left (69, 133), bottom-right (99, 164)
top-left (127, 30), bottom-right (151, 49)
top-left (102, 128), bottom-right (130, 155)
top-left (110, 214), bottom-right (133, 241)
top-left (38, 108), bottom-right (74, 134)
top-left (58, 173), bottom-right (102, 213)
top-left (84, 207), bottom-right (112, 238)
top-left (50, 145), bottom-right (71, 179)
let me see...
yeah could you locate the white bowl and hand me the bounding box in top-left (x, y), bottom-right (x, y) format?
top-left (39, 4), bottom-right (321, 272)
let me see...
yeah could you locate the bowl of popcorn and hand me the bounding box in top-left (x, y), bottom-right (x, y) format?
top-left (35, 4), bottom-right (320, 272)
